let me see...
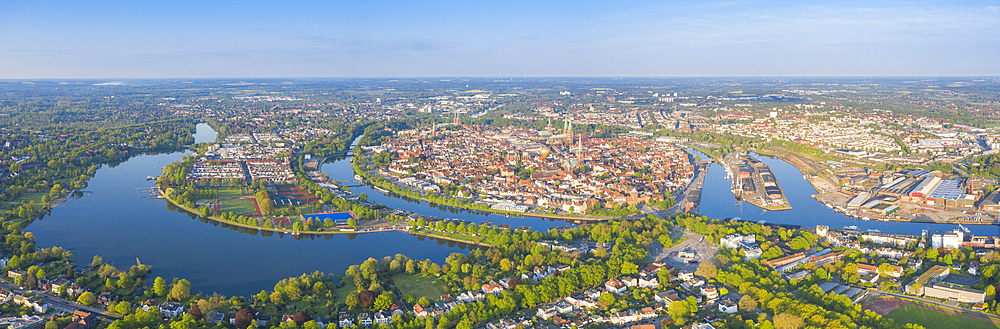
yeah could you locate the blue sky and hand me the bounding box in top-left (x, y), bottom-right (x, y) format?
top-left (1, 0), bottom-right (997, 78)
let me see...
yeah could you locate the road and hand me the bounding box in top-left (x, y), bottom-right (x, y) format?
top-left (665, 160), bottom-right (711, 215)
top-left (0, 279), bottom-right (122, 320)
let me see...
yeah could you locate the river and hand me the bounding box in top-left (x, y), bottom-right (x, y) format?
top-left (27, 124), bottom-right (470, 297)
top-left (687, 148), bottom-right (998, 236)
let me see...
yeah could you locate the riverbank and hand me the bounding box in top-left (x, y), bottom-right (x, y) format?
top-left (410, 228), bottom-right (495, 248)
top-left (359, 170), bottom-right (614, 223)
top-left (159, 186), bottom-right (509, 247)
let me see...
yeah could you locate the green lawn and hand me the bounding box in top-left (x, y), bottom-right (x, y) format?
top-left (887, 303), bottom-right (1000, 329)
top-left (333, 276), bottom-right (358, 304)
top-left (414, 228), bottom-right (480, 243)
top-left (220, 198), bottom-right (258, 216)
top-left (393, 274), bottom-right (448, 300)
top-left (217, 189), bottom-right (245, 198)
top-left (15, 193), bottom-right (48, 205)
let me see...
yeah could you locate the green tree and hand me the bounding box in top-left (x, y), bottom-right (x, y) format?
top-left (170, 280), bottom-right (191, 301)
top-left (115, 301), bottom-right (131, 315)
top-left (78, 291), bottom-right (97, 306)
top-left (346, 293), bottom-right (359, 310)
top-left (154, 277), bottom-right (168, 297)
top-left (695, 261), bottom-right (717, 279)
top-left (773, 313), bottom-right (804, 329)
top-left (373, 292), bottom-right (393, 311)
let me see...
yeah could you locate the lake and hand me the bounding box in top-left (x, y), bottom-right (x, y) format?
top-left (27, 124), bottom-right (470, 297)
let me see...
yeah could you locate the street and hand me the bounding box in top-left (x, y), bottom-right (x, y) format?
top-left (0, 279), bottom-right (121, 320)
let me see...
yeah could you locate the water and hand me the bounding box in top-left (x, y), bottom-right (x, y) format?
top-left (27, 125), bottom-right (465, 297)
top-left (696, 152), bottom-right (997, 236)
top-left (193, 123), bottom-right (217, 143)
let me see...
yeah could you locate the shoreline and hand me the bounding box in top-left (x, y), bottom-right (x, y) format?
top-left (160, 187), bottom-right (503, 245)
top-left (762, 149), bottom-right (1000, 226)
top-left (359, 170), bottom-right (616, 223)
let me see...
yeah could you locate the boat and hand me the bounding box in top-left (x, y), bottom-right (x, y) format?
top-left (825, 204), bottom-right (833, 209)
top-left (843, 225), bottom-right (858, 230)
top-left (354, 174), bottom-right (363, 181)
top-left (146, 176), bottom-right (156, 180)
top-left (373, 186), bottom-right (389, 194)
top-left (866, 228), bottom-right (881, 233)
top-left (291, 231), bottom-right (300, 236)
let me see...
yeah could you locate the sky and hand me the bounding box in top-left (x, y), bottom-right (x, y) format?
top-left (0, 0), bottom-right (998, 78)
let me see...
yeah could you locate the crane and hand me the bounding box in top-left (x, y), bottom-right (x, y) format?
top-left (957, 221), bottom-right (971, 233)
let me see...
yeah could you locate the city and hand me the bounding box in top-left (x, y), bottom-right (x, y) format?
top-left (1, 1), bottom-right (999, 329)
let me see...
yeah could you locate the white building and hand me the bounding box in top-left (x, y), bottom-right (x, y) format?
top-left (932, 230), bottom-right (964, 249)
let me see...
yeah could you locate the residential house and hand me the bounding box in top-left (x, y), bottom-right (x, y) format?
top-left (412, 304), bottom-right (428, 317)
top-left (605, 278), bottom-right (626, 295)
top-left (701, 285), bottom-right (720, 300)
top-left (141, 299), bottom-right (158, 312)
top-left (638, 274), bottom-right (658, 288)
top-left (621, 276), bottom-right (638, 287)
top-left (718, 299), bottom-right (738, 314)
top-left (63, 311), bottom-right (97, 329)
top-left (553, 300), bottom-right (574, 314)
top-left (339, 313), bottom-right (354, 327)
top-left (537, 305), bottom-right (557, 320)
top-left (498, 277), bottom-right (521, 290)
top-left (0, 315), bottom-right (44, 329)
top-left (374, 311), bottom-right (391, 325)
top-left (482, 281), bottom-right (504, 294)
top-left (654, 290), bottom-right (681, 304)
top-left (7, 270), bottom-right (25, 281)
top-left (359, 313), bottom-right (372, 327)
top-left (160, 302), bottom-right (184, 318)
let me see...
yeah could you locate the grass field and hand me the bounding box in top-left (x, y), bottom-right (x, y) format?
top-left (393, 274), bottom-right (448, 300)
top-left (220, 198), bottom-right (258, 216)
top-left (414, 228), bottom-right (479, 243)
top-left (217, 189), bottom-right (245, 198)
top-left (15, 193), bottom-right (48, 205)
top-left (887, 303), bottom-right (1000, 329)
top-left (333, 277), bottom-right (358, 304)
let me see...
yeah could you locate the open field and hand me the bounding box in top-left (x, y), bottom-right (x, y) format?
top-left (332, 276), bottom-right (358, 304)
top-left (887, 303), bottom-right (1000, 329)
top-left (393, 274), bottom-right (448, 300)
top-left (220, 198), bottom-right (259, 216)
top-left (14, 192), bottom-right (48, 205)
top-left (217, 189), bottom-right (245, 198)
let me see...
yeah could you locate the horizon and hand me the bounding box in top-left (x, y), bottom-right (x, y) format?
top-left (2, 0), bottom-right (998, 79)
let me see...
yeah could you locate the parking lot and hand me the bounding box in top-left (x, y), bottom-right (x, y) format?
top-left (654, 229), bottom-right (718, 271)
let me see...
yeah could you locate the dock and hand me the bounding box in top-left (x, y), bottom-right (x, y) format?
top-left (724, 152), bottom-right (791, 211)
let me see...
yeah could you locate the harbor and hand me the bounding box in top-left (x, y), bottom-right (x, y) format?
top-left (720, 151), bottom-right (792, 211)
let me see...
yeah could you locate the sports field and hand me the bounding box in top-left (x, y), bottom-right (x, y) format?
top-left (887, 303), bottom-right (1000, 329)
top-left (220, 198), bottom-right (259, 216)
